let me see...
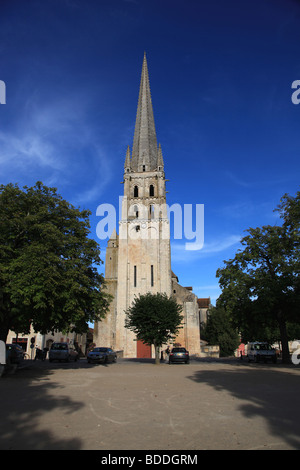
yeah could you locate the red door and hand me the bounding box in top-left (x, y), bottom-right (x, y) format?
top-left (137, 340), bottom-right (152, 358)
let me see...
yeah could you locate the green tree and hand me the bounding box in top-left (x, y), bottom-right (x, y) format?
top-left (217, 191), bottom-right (300, 363)
top-left (125, 292), bottom-right (183, 364)
top-left (0, 182), bottom-right (110, 342)
top-left (276, 190), bottom-right (300, 233)
top-left (201, 306), bottom-right (240, 357)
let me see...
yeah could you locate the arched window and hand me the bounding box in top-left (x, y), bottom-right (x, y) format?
top-left (149, 185), bottom-right (154, 197)
top-left (134, 185), bottom-right (139, 197)
top-left (134, 205), bottom-right (139, 218)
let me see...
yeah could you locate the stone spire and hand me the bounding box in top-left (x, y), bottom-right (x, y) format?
top-left (157, 143), bottom-right (164, 170)
top-left (124, 145), bottom-right (131, 171)
top-left (131, 53), bottom-right (158, 172)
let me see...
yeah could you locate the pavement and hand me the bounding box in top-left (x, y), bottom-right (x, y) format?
top-left (0, 357), bottom-right (300, 450)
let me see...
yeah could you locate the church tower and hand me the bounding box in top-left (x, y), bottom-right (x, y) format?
top-left (94, 54), bottom-right (200, 358)
top-left (117, 53), bottom-right (171, 357)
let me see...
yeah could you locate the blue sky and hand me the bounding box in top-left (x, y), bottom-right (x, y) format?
top-left (1, 0), bottom-right (300, 305)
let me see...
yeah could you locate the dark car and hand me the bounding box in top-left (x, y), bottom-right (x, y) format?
top-left (169, 347), bottom-right (189, 364)
top-left (6, 344), bottom-right (25, 365)
top-left (87, 347), bottom-right (117, 364)
top-left (87, 347), bottom-right (105, 363)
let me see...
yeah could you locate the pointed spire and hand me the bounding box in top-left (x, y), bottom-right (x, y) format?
top-left (124, 145), bottom-right (131, 171)
top-left (109, 228), bottom-right (118, 240)
top-left (157, 143), bottom-right (164, 170)
top-left (132, 53), bottom-right (158, 172)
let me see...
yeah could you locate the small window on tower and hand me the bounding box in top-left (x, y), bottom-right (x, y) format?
top-left (143, 165), bottom-right (146, 172)
top-left (134, 265), bottom-right (137, 287)
top-left (151, 265), bottom-right (154, 287)
top-left (134, 186), bottom-right (139, 197)
top-left (149, 185), bottom-right (154, 197)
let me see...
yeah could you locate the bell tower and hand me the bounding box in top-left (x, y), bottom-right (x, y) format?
top-left (116, 53), bottom-right (172, 357)
top-left (93, 54), bottom-right (201, 358)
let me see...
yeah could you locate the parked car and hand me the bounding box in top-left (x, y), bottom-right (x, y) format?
top-left (6, 344), bottom-right (25, 365)
top-left (87, 347), bottom-right (117, 364)
top-left (101, 347), bottom-right (117, 363)
top-left (247, 342), bottom-right (277, 363)
top-left (49, 342), bottom-right (79, 362)
top-left (169, 347), bottom-right (189, 364)
top-left (87, 347), bottom-right (105, 363)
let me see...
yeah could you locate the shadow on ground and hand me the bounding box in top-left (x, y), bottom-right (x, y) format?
top-left (0, 365), bottom-right (84, 450)
top-left (188, 364), bottom-right (300, 449)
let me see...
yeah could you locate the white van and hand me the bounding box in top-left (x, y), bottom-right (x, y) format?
top-left (247, 342), bottom-right (277, 363)
top-left (49, 342), bottom-right (79, 363)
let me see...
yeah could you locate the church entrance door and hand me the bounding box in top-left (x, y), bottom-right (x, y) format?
top-left (137, 340), bottom-right (152, 358)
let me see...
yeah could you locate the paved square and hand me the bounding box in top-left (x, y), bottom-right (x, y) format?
top-left (0, 358), bottom-right (299, 450)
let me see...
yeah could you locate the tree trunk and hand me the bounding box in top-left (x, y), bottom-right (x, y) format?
top-left (0, 324), bottom-right (9, 344)
top-left (154, 344), bottom-right (160, 365)
top-left (277, 311), bottom-right (291, 364)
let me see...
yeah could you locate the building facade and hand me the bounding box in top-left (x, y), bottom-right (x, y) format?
top-left (6, 326), bottom-right (89, 358)
top-left (94, 54), bottom-right (201, 358)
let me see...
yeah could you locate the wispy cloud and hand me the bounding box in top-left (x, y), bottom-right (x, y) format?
top-left (201, 234), bottom-right (241, 253)
top-left (219, 199), bottom-right (280, 223)
top-left (225, 171), bottom-right (252, 188)
top-left (0, 93), bottom-right (113, 205)
top-left (73, 144), bottom-right (113, 206)
top-left (194, 284), bottom-right (220, 291)
top-left (0, 130), bottom-right (64, 172)
top-left (171, 234), bottom-right (241, 262)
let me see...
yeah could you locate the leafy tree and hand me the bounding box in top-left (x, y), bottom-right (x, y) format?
top-left (276, 190), bottom-right (300, 233)
top-left (201, 306), bottom-right (240, 357)
top-left (217, 191), bottom-right (300, 363)
top-left (125, 292), bottom-right (183, 364)
top-left (0, 182), bottom-right (110, 342)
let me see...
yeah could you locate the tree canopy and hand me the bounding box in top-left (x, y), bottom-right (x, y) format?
top-left (125, 292), bottom-right (183, 364)
top-left (0, 182), bottom-right (110, 342)
top-left (201, 306), bottom-right (240, 357)
top-left (216, 190), bottom-right (300, 363)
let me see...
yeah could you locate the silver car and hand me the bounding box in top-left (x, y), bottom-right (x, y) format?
top-left (247, 342), bottom-right (277, 363)
top-left (49, 342), bottom-right (79, 363)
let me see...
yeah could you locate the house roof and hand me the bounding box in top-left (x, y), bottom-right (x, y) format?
top-left (197, 298), bottom-right (211, 308)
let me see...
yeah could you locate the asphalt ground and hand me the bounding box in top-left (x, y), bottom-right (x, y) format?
top-left (0, 357), bottom-right (300, 451)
